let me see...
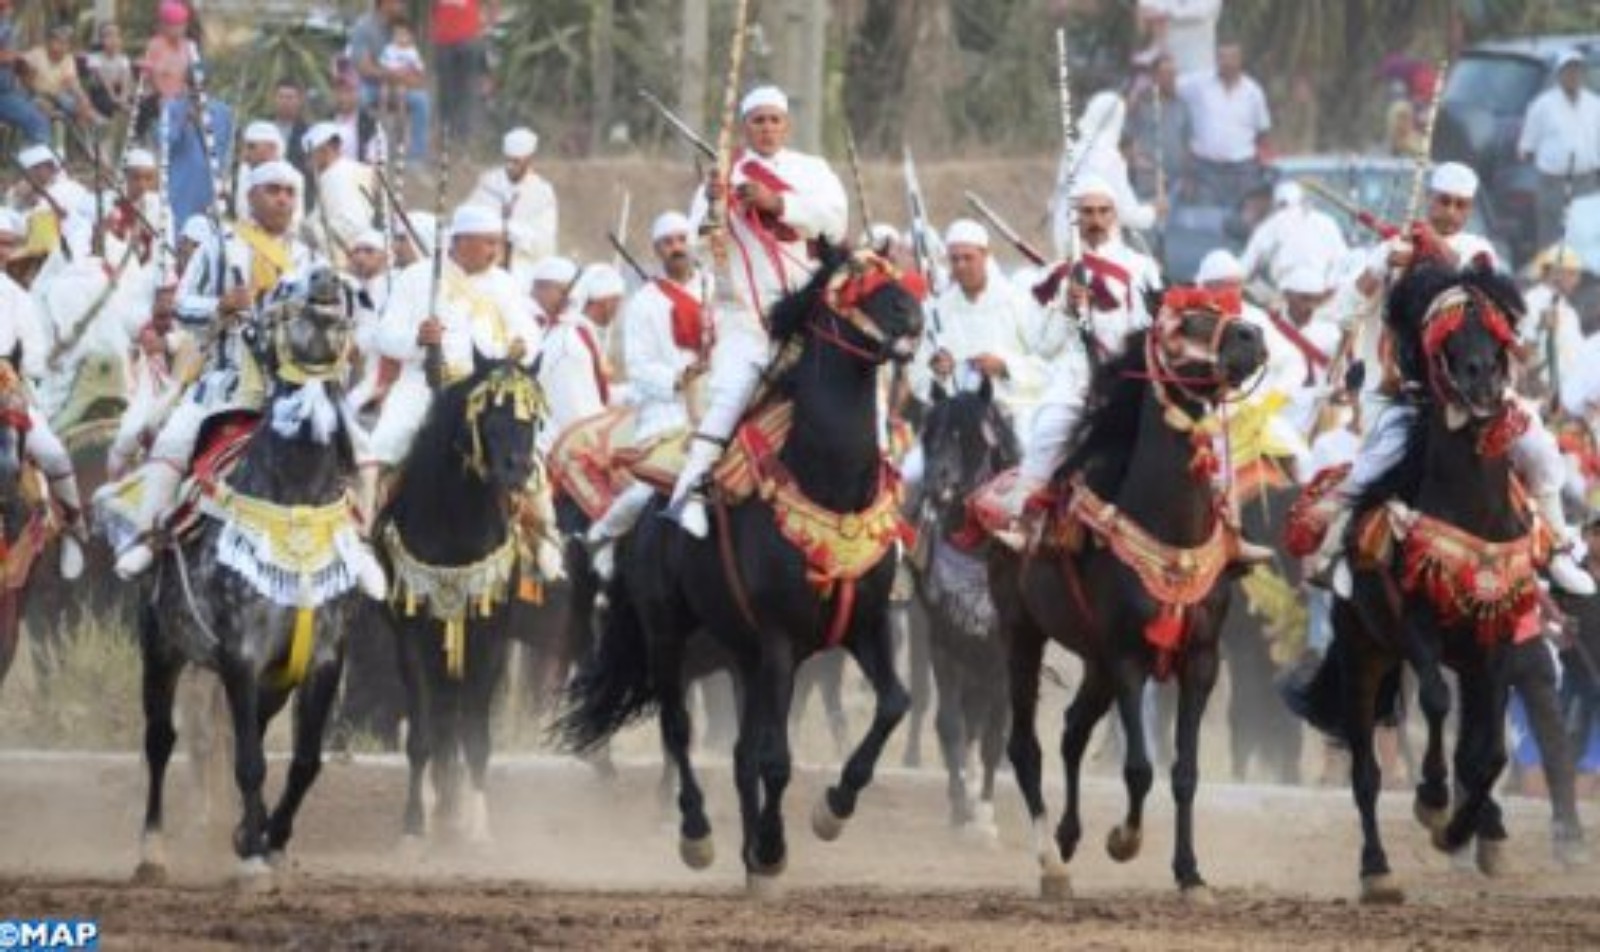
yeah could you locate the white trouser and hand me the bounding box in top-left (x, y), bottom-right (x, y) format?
top-left (590, 481), bottom-right (656, 542)
top-left (26, 407), bottom-right (84, 522)
top-left (1018, 373), bottom-right (1089, 485)
top-left (369, 373), bottom-right (432, 467)
top-left (668, 347), bottom-right (766, 503)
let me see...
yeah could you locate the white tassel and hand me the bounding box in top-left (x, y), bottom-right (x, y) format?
top-left (271, 381), bottom-right (341, 444)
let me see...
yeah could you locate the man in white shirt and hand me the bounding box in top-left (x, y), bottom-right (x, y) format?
top-left (370, 203), bottom-right (541, 468)
top-left (1516, 243), bottom-right (1586, 407)
top-left (233, 121), bottom-right (305, 229)
top-left (1137, 0), bottom-right (1223, 81)
top-left (1238, 181), bottom-right (1349, 293)
top-left (10, 143), bottom-right (95, 260)
top-left (1518, 50), bottom-right (1600, 251)
top-left (528, 254), bottom-right (578, 325)
top-left (537, 263), bottom-right (625, 456)
top-left (303, 122), bottom-right (376, 272)
top-left (466, 127), bottom-right (558, 288)
top-left (1179, 42), bottom-right (1271, 205)
top-left (0, 208), bottom-right (87, 578)
top-left (585, 213), bottom-right (711, 566)
top-left (670, 84), bottom-right (849, 537)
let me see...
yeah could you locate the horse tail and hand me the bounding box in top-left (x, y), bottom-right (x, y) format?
top-left (554, 554), bottom-right (657, 753)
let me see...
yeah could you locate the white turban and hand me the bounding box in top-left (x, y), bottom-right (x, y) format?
top-left (180, 214), bottom-right (215, 245)
top-left (1070, 174), bottom-right (1115, 203)
top-left (868, 223), bottom-right (902, 250)
top-left (244, 121), bottom-right (284, 149)
top-left (1430, 162), bottom-right (1479, 199)
top-left (1195, 249), bottom-right (1245, 285)
top-left (740, 85), bottom-right (789, 117)
top-left (246, 160), bottom-right (299, 191)
top-left (352, 229), bottom-right (386, 252)
top-left (944, 218), bottom-right (989, 250)
top-left (575, 263), bottom-right (626, 304)
top-left (17, 144), bottom-right (55, 169)
top-left (503, 127), bottom-right (539, 159)
top-left (651, 211), bottom-right (691, 243)
top-left (1281, 264), bottom-right (1330, 296)
top-left (1273, 180), bottom-right (1304, 208)
top-left (449, 204), bottom-right (502, 237)
top-left (301, 122), bottom-right (341, 153)
top-left (122, 148), bottom-right (157, 171)
top-left (530, 255), bottom-right (579, 286)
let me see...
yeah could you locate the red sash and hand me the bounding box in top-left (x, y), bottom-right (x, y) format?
top-left (736, 155), bottom-right (799, 242)
top-left (573, 322), bottom-right (611, 405)
top-left (1079, 252), bottom-right (1133, 312)
top-left (1262, 309), bottom-right (1331, 384)
top-left (654, 277), bottom-right (709, 353)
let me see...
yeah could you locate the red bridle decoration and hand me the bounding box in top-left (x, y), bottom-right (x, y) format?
top-left (1161, 285), bottom-right (1241, 318)
top-left (824, 251), bottom-right (905, 314)
top-left (1420, 287), bottom-right (1516, 358)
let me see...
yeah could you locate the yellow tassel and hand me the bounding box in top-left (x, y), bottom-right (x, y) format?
top-left (270, 607), bottom-right (316, 690)
top-left (405, 589), bottom-right (417, 616)
top-left (479, 590), bottom-right (492, 617)
top-left (517, 577), bottom-right (543, 605)
top-left (444, 619), bottom-right (466, 680)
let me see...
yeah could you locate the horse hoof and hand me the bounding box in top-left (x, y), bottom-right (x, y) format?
top-left (1180, 884), bottom-right (1216, 906)
top-left (131, 862), bottom-right (167, 886)
top-left (1412, 798), bottom-right (1448, 834)
top-left (1554, 834), bottom-right (1592, 870)
top-left (1039, 870), bottom-right (1073, 901)
top-left (679, 835), bottom-right (715, 871)
top-left (1431, 823), bottom-right (1461, 855)
top-left (745, 871), bottom-right (785, 901)
top-left (811, 796), bottom-right (847, 843)
top-left (1106, 824), bottom-right (1142, 863)
top-left (1359, 874), bottom-right (1405, 905)
top-left (233, 857), bottom-right (275, 891)
top-left (1476, 838), bottom-right (1508, 878)
top-left (396, 833), bottom-right (428, 861)
top-left (266, 850), bottom-right (289, 870)
top-left (959, 820), bottom-right (1001, 849)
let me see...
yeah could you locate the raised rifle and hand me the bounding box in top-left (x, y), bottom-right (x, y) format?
top-left (963, 191), bottom-right (1048, 267)
top-left (704, 0), bottom-right (753, 245)
top-left (639, 88), bottom-right (717, 161)
top-left (423, 141), bottom-right (450, 391)
top-left (607, 231), bottom-right (649, 283)
top-left (902, 145), bottom-right (942, 340)
top-left (844, 121), bottom-right (873, 247)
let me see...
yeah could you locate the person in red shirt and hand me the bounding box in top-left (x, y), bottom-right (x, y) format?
top-left (432, 0), bottom-right (498, 141)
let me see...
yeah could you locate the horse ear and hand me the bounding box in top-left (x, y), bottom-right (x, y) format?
top-left (976, 373), bottom-right (994, 405)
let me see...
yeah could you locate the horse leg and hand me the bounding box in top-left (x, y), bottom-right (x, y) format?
top-left (1400, 626), bottom-right (1451, 835)
top-left (459, 629), bottom-right (508, 847)
top-left (974, 660), bottom-right (1008, 840)
top-left (896, 601), bottom-right (930, 768)
top-left (1004, 620), bottom-right (1068, 896)
top-left (737, 644), bottom-right (796, 897)
top-left (265, 655), bottom-right (343, 861)
top-left (1171, 642), bottom-right (1221, 900)
top-left (1510, 638), bottom-right (1585, 866)
top-left (657, 632), bottom-right (713, 869)
top-left (1441, 655), bottom-right (1510, 857)
top-left (815, 616), bottom-right (908, 841)
top-left (220, 659), bottom-right (272, 880)
top-left (134, 610), bottom-right (182, 884)
top-left (1340, 628), bottom-right (1403, 903)
top-left (818, 649), bottom-right (850, 757)
top-left (396, 624), bottom-right (433, 840)
top-left (429, 672), bottom-right (464, 834)
top-left (929, 630), bottom-right (971, 827)
top-left (1059, 666), bottom-right (1115, 864)
top-left (1105, 658), bottom-right (1154, 867)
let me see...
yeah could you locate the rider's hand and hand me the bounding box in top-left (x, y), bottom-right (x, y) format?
top-left (735, 180), bottom-right (783, 216)
top-left (416, 316), bottom-right (444, 347)
top-left (220, 286), bottom-right (252, 316)
top-left (970, 353), bottom-right (1009, 379)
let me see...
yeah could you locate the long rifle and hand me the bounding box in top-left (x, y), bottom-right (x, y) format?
top-left (964, 191), bottom-right (1048, 267)
top-left (843, 121), bottom-right (873, 246)
top-left (1404, 59), bottom-right (1449, 226)
top-left (1545, 156), bottom-right (1578, 416)
top-left (423, 142), bottom-right (451, 391)
top-left (374, 165), bottom-right (430, 258)
top-left (607, 231), bottom-right (649, 283)
top-left (612, 189), bottom-right (632, 272)
top-left (639, 88), bottom-right (717, 161)
top-left (902, 145), bottom-right (942, 340)
top-left (187, 54), bottom-right (230, 300)
top-left (704, 0), bottom-right (753, 246)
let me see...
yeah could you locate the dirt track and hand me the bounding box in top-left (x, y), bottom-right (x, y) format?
top-left (3, 750), bottom-right (1599, 950)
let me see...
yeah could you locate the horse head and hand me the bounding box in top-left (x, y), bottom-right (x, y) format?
top-left (1152, 285), bottom-right (1268, 404)
top-left (1388, 261), bottom-right (1520, 419)
top-left (255, 265), bottom-right (359, 388)
top-left (456, 358), bottom-right (544, 498)
top-left (0, 360), bottom-right (29, 501)
top-left (771, 246), bottom-right (925, 366)
top-left (923, 378), bottom-right (1018, 531)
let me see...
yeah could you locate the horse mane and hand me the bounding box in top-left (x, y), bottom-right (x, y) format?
top-left (765, 243), bottom-right (850, 344)
top-left (1060, 331), bottom-right (1151, 496)
top-left (1384, 258), bottom-right (1524, 385)
top-left (385, 363), bottom-right (494, 523)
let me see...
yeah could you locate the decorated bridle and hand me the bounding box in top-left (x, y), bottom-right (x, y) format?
top-left (1417, 285), bottom-right (1517, 417)
top-left (254, 274), bottom-right (356, 387)
top-left (810, 250), bottom-right (914, 363)
top-left (461, 365), bottom-right (545, 481)
top-left (1141, 286), bottom-right (1256, 483)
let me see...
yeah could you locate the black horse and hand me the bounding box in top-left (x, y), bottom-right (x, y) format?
top-left (128, 268), bottom-right (364, 884)
top-left (912, 380), bottom-right (1017, 836)
top-left (1287, 261), bottom-right (1535, 902)
top-left (560, 249), bottom-right (923, 895)
top-left (990, 295), bottom-right (1266, 901)
top-left (381, 360), bottom-right (543, 844)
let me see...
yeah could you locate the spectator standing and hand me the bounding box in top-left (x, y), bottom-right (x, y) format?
top-left (1137, 0), bottom-right (1223, 81)
top-left (350, 0), bottom-right (431, 163)
top-left (0, 0), bottom-right (47, 144)
top-left (1127, 53), bottom-right (1191, 202)
top-left (432, 0), bottom-right (497, 143)
top-left (272, 80), bottom-right (312, 177)
top-left (329, 75), bottom-right (389, 167)
top-left (85, 22), bottom-right (135, 119)
top-left (142, 0), bottom-right (194, 102)
top-left (1518, 50), bottom-right (1600, 252)
top-left (1179, 41), bottom-right (1271, 206)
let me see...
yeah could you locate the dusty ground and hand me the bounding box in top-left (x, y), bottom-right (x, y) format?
top-left (3, 749), bottom-right (1599, 950)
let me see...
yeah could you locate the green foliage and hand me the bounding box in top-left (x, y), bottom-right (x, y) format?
top-left (0, 617), bottom-right (141, 750)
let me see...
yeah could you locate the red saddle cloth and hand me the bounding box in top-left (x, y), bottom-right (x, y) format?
top-left (165, 413), bottom-right (260, 539)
